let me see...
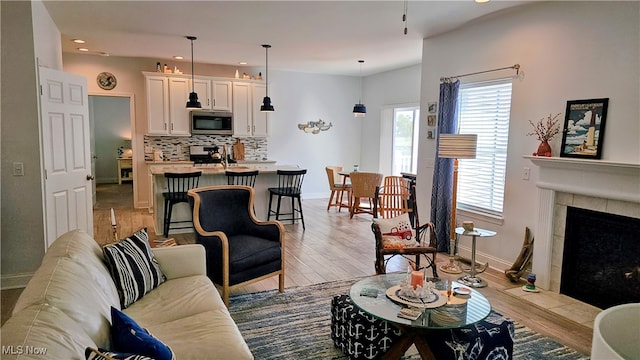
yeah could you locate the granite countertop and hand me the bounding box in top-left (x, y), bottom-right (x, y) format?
top-left (148, 163), bottom-right (299, 175)
top-left (145, 160), bottom-right (194, 165)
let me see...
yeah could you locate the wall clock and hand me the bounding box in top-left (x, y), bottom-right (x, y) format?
top-left (97, 72), bottom-right (117, 90)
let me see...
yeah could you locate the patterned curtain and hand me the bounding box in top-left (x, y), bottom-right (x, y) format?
top-left (430, 80), bottom-right (460, 252)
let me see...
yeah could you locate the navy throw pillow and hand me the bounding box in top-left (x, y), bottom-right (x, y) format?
top-left (110, 307), bottom-right (174, 360)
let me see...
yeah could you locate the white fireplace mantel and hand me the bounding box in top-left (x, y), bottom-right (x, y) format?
top-left (525, 156), bottom-right (640, 290)
top-left (525, 156), bottom-right (640, 203)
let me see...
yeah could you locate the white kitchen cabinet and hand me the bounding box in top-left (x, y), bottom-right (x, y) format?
top-left (232, 82), bottom-right (252, 136)
top-left (168, 78), bottom-right (191, 135)
top-left (251, 83), bottom-right (269, 137)
top-left (145, 76), bottom-right (170, 135)
top-left (145, 74), bottom-right (190, 135)
top-left (232, 81), bottom-right (269, 137)
top-left (193, 78), bottom-right (212, 110)
top-left (212, 80), bottom-right (232, 111)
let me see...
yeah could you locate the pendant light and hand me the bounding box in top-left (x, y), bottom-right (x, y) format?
top-left (353, 60), bottom-right (366, 117)
top-left (260, 44), bottom-right (275, 112)
top-left (185, 36), bottom-right (201, 109)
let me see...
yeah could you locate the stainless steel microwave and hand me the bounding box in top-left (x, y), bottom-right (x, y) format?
top-left (190, 111), bottom-right (233, 135)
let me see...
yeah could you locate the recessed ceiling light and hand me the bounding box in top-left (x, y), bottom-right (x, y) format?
top-left (78, 48), bottom-right (89, 52)
top-left (475, 0), bottom-right (490, 3)
top-left (239, 62), bottom-right (247, 65)
top-left (72, 39), bottom-right (85, 44)
top-left (174, 56), bottom-right (184, 60)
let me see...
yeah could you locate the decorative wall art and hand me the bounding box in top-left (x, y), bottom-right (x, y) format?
top-left (428, 102), bottom-right (438, 114)
top-left (97, 72), bottom-right (117, 90)
top-left (427, 115), bottom-right (436, 127)
top-left (560, 98), bottom-right (609, 159)
top-left (298, 119), bottom-right (332, 134)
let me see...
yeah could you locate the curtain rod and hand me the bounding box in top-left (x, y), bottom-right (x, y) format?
top-left (440, 64), bottom-right (520, 83)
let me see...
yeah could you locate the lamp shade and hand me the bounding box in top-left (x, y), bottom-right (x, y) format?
top-left (353, 103), bottom-right (366, 117)
top-left (186, 92), bottom-right (201, 109)
top-left (438, 134), bottom-right (478, 159)
top-left (260, 96), bottom-right (274, 112)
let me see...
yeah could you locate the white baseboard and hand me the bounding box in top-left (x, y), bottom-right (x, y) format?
top-left (1, 272), bottom-right (32, 290)
top-left (456, 245), bottom-right (512, 274)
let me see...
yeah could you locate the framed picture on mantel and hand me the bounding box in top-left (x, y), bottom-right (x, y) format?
top-left (560, 98), bottom-right (609, 159)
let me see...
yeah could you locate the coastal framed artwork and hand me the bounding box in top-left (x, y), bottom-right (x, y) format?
top-left (560, 98), bottom-right (609, 159)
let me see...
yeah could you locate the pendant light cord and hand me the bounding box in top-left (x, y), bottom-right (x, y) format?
top-left (263, 44), bottom-right (271, 97)
top-left (187, 36), bottom-right (197, 93)
top-left (358, 59), bottom-right (364, 103)
top-left (403, 0), bottom-right (408, 35)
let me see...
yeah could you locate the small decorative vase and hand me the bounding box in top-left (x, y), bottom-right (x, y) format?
top-left (536, 140), bottom-right (552, 156)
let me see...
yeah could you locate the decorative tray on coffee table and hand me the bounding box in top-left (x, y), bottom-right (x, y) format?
top-left (385, 286), bottom-right (448, 309)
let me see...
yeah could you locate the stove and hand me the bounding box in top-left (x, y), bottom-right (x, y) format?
top-left (189, 145), bottom-right (216, 164)
top-left (189, 145), bottom-right (236, 164)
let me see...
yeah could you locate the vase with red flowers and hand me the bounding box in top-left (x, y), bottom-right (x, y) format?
top-left (527, 113), bottom-right (561, 157)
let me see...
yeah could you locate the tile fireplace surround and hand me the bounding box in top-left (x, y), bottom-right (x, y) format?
top-left (526, 156), bottom-right (640, 292)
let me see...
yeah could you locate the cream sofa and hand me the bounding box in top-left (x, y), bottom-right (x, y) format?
top-left (0, 230), bottom-right (253, 359)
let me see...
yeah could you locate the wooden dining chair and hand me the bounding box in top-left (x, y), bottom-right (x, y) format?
top-left (325, 166), bottom-right (351, 212)
top-left (348, 172), bottom-right (383, 218)
top-left (377, 176), bottom-right (411, 219)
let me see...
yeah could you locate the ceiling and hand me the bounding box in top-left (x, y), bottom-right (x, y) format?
top-left (43, 1), bottom-right (532, 76)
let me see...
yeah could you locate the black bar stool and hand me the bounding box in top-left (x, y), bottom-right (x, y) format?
top-left (267, 169), bottom-right (307, 230)
top-left (162, 171), bottom-right (201, 237)
top-left (226, 170), bottom-right (259, 187)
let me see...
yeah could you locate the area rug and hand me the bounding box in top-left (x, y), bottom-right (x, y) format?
top-left (229, 279), bottom-right (589, 359)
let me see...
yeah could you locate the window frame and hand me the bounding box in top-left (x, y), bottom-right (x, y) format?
top-left (390, 106), bottom-right (420, 176)
top-left (455, 78), bottom-right (513, 221)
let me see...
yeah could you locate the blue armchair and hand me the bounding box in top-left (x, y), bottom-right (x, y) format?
top-left (188, 185), bottom-right (285, 306)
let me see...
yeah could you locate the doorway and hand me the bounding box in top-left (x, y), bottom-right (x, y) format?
top-left (89, 94), bottom-right (135, 240)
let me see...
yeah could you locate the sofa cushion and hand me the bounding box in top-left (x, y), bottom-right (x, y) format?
top-left (143, 310), bottom-right (254, 360)
top-left (111, 307), bottom-right (174, 360)
top-left (124, 275), bottom-right (223, 327)
top-left (1, 303), bottom-right (98, 360)
top-left (11, 257), bottom-right (117, 347)
top-left (103, 229), bottom-right (166, 308)
top-left (19, 229), bottom-right (121, 312)
top-left (85, 348), bottom-right (154, 360)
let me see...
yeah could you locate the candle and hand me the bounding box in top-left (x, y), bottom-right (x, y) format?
top-left (410, 271), bottom-right (423, 289)
top-left (110, 208), bottom-right (116, 226)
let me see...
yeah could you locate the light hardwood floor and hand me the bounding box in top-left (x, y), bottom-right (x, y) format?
top-left (1, 183), bottom-right (594, 355)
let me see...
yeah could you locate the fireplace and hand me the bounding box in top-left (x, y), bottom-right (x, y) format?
top-left (527, 156), bottom-right (640, 297)
top-left (561, 206), bottom-right (640, 309)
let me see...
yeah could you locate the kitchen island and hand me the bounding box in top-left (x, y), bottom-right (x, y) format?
top-left (149, 163), bottom-right (300, 236)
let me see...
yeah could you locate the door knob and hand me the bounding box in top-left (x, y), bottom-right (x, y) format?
top-left (86, 175), bottom-right (95, 181)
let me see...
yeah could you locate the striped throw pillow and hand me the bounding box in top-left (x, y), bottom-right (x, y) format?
top-left (103, 229), bottom-right (166, 308)
top-left (85, 347), bottom-right (154, 360)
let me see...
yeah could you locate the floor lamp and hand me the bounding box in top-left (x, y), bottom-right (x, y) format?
top-left (437, 134), bottom-right (478, 274)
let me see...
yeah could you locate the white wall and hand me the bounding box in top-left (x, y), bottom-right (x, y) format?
top-left (1, 1), bottom-right (58, 287)
top-left (360, 64), bottom-right (422, 175)
top-left (267, 70), bottom-right (363, 198)
top-left (31, 0), bottom-right (62, 70)
top-left (418, 1), bottom-right (640, 269)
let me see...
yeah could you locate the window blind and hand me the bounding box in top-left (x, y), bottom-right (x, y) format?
top-left (456, 79), bottom-right (512, 216)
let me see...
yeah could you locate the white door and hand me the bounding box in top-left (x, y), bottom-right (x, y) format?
top-left (39, 67), bottom-right (94, 248)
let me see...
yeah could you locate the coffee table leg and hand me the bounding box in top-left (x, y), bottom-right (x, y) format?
top-left (382, 331), bottom-right (437, 360)
top-left (383, 335), bottom-right (414, 360)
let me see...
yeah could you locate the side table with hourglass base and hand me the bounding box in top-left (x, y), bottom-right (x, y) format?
top-left (456, 227), bottom-right (496, 288)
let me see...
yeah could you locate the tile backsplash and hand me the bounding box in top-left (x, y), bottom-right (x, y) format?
top-left (144, 135), bottom-right (268, 161)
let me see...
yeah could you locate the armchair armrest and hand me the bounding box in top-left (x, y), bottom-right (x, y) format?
top-left (152, 244), bottom-right (206, 279)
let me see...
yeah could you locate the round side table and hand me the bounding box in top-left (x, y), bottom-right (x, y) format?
top-left (456, 227), bottom-right (496, 288)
